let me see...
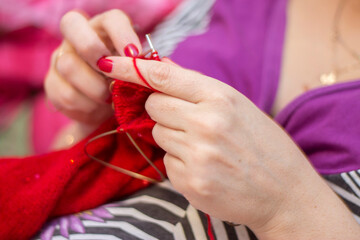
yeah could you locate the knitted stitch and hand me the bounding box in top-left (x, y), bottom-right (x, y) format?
top-left (0, 81), bottom-right (165, 239)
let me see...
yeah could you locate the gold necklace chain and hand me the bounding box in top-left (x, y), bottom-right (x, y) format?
top-left (320, 0), bottom-right (360, 85)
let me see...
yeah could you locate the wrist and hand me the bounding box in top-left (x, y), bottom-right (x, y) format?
top-left (252, 174), bottom-right (360, 240)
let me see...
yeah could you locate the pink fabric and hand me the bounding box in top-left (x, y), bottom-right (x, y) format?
top-left (0, 0), bottom-right (183, 36)
top-left (0, 0), bottom-right (183, 154)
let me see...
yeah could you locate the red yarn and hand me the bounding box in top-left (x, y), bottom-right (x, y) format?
top-left (0, 74), bottom-right (165, 239)
top-left (112, 80), bottom-right (156, 146)
top-left (133, 57), bottom-right (159, 92)
top-left (206, 214), bottom-right (216, 240)
top-left (0, 54), bottom-right (214, 240)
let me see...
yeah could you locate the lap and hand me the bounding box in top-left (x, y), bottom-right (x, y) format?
top-left (34, 181), bottom-right (256, 240)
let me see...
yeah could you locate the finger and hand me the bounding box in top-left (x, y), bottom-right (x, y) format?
top-left (90, 9), bottom-right (142, 57)
top-left (58, 103), bottom-right (112, 125)
top-left (45, 68), bottom-right (105, 121)
top-left (161, 57), bottom-right (180, 66)
top-left (60, 10), bottom-right (112, 68)
top-left (145, 92), bottom-right (196, 131)
top-left (100, 57), bottom-right (222, 103)
top-left (163, 153), bottom-right (188, 194)
top-left (55, 50), bottom-right (110, 104)
top-left (152, 123), bottom-right (189, 160)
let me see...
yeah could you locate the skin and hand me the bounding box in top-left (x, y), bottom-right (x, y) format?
top-left (44, 1), bottom-right (360, 238)
top-left (273, 0), bottom-right (360, 114)
top-left (45, 10), bottom-right (142, 128)
top-left (45, 10), bottom-right (144, 146)
top-left (99, 56), bottom-right (360, 239)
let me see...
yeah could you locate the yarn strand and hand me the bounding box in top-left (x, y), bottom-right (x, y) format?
top-left (133, 57), bottom-right (160, 92)
top-left (84, 129), bottom-right (164, 183)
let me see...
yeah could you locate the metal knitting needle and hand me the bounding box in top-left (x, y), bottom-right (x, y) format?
top-left (145, 34), bottom-right (156, 53)
top-left (145, 34), bottom-right (160, 61)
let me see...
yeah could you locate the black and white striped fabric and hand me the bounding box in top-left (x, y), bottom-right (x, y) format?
top-left (34, 181), bottom-right (256, 240)
top-left (325, 170), bottom-right (360, 224)
top-left (34, 171), bottom-right (360, 240)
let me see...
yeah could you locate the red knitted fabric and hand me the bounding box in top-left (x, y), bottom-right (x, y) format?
top-left (0, 81), bottom-right (165, 239)
top-left (112, 80), bottom-right (156, 145)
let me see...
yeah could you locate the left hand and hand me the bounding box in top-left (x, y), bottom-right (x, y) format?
top-left (98, 56), bottom-right (348, 236)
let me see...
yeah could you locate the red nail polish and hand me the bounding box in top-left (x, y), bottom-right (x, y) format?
top-left (97, 57), bottom-right (113, 73)
top-left (124, 44), bottom-right (139, 57)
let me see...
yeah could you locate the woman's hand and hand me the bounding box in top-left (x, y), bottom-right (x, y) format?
top-left (97, 56), bottom-right (360, 239)
top-left (45, 10), bottom-right (142, 126)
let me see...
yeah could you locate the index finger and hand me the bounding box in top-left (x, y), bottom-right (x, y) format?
top-left (89, 9), bottom-right (142, 56)
top-left (101, 56), bottom-right (218, 103)
top-left (60, 11), bottom-right (111, 68)
top-left (60, 10), bottom-right (141, 69)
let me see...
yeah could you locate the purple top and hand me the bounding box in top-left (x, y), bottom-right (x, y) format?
top-left (171, 0), bottom-right (360, 175)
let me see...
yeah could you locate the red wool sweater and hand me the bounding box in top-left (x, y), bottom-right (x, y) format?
top-left (0, 81), bottom-right (166, 239)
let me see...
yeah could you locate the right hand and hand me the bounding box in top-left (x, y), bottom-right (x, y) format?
top-left (45, 9), bottom-right (142, 126)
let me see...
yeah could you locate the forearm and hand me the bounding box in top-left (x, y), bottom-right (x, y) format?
top-left (254, 173), bottom-right (360, 240)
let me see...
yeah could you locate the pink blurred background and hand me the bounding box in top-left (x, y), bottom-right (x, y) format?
top-left (0, 0), bottom-right (183, 155)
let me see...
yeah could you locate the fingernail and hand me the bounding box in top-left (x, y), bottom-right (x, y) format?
top-left (97, 57), bottom-right (113, 73)
top-left (124, 43), bottom-right (139, 57)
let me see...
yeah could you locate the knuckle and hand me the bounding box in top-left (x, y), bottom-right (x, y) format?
top-left (151, 124), bottom-right (165, 147)
top-left (58, 87), bottom-right (78, 110)
top-left (55, 52), bottom-right (75, 77)
top-left (163, 154), bottom-right (188, 195)
top-left (82, 102), bottom-right (99, 115)
top-left (193, 144), bottom-right (221, 163)
top-left (207, 116), bottom-right (224, 132)
top-left (44, 83), bottom-right (55, 105)
top-left (44, 73), bottom-right (54, 94)
top-left (147, 64), bottom-right (172, 90)
top-left (104, 9), bottom-right (131, 23)
top-left (190, 176), bottom-right (212, 197)
top-left (151, 124), bottom-right (160, 139)
top-left (212, 90), bottom-right (237, 107)
top-left (76, 37), bottom-right (99, 57)
top-left (60, 11), bottom-right (80, 33)
top-left (163, 153), bottom-right (171, 168)
top-left (144, 94), bottom-right (156, 114)
top-left (192, 145), bottom-right (208, 163)
top-left (50, 50), bottom-right (59, 64)
top-left (197, 114), bottom-right (227, 138)
top-left (120, 62), bottom-right (134, 79)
